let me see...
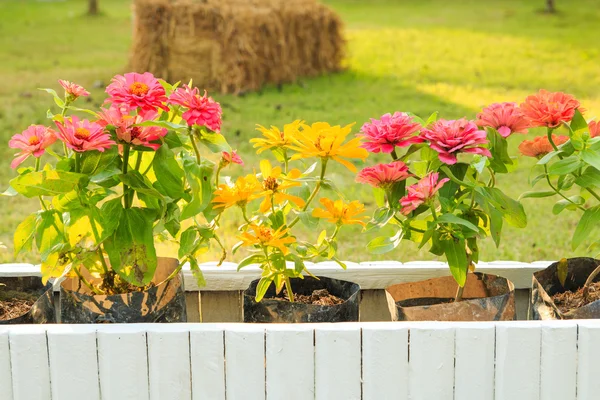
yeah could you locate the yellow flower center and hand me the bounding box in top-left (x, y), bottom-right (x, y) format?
top-left (75, 128), bottom-right (90, 139)
top-left (263, 176), bottom-right (279, 192)
top-left (28, 136), bottom-right (40, 145)
top-left (129, 82), bottom-right (149, 96)
top-left (256, 226), bottom-right (273, 243)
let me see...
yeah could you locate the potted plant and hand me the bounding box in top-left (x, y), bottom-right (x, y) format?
top-left (517, 90), bottom-right (600, 319)
top-left (220, 120), bottom-right (368, 323)
top-left (357, 109), bottom-right (528, 321)
top-left (4, 74), bottom-right (231, 323)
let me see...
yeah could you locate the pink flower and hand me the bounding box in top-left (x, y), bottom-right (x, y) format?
top-left (168, 85), bottom-right (222, 131)
top-left (520, 90), bottom-right (582, 128)
top-left (105, 72), bottom-right (168, 113)
top-left (55, 116), bottom-right (115, 153)
top-left (221, 150), bottom-right (243, 166)
top-left (400, 172), bottom-right (449, 215)
top-left (97, 106), bottom-right (167, 150)
top-left (58, 80), bottom-right (90, 100)
top-left (359, 112), bottom-right (423, 153)
top-left (475, 102), bottom-right (530, 138)
top-left (356, 161), bottom-right (411, 189)
top-left (9, 125), bottom-right (57, 168)
top-left (589, 120), bottom-right (600, 138)
top-left (420, 118), bottom-right (491, 164)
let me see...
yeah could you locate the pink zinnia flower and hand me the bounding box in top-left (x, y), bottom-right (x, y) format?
top-left (97, 106), bottom-right (167, 150)
top-left (420, 118), bottom-right (491, 165)
top-left (356, 161), bottom-right (411, 189)
top-left (221, 150), bottom-right (243, 166)
top-left (9, 125), bottom-right (57, 168)
top-left (359, 112), bottom-right (423, 153)
top-left (105, 72), bottom-right (168, 113)
top-left (475, 102), bottom-right (530, 138)
top-left (520, 90), bottom-right (582, 128)
top-left (58, 80), bottom-right (89, 100)
top-left (168, 85), bottom-right (222, 131)
top-left (400, 172), bottom-right (449, 215)
top-left (55, 116), bottom-right (115, 153)
top-left (589, 120), bottom-right (600, 138)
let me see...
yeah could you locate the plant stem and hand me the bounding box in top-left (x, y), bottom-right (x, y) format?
top-left (543, 165), bottom-right (586, 211)
top-left (212, 232), bottom-right (227, 265)
top-left (73, 265), bottom-right (102, 295)
top-left (455, 284), bottom-right (465, 302)
top-left (547, 128), bottom-right (563, 160)
top-left (122, 144), bottom-right (131, 208)
top-left (189, 127), bottom-right (202, 164)
top-left (284, 277), bottom-right (295, 303)
top-left (35, 158), bottom-right (50, 210)
top-left (74, 152), bottom-right (81, 173)
top-left (283, 149), bottom-right (289, 174)
top-left (215, 166), bottom-right (222, 188)
top-left (391, 149), bottom-right (398, 160)
top-left (288, 159), bottom-right (328, 229)
top-left (241, 206), bottom-right (252, 224)
top-left (429, 202), bottom-right (438, 220)
top-left (60, 101), bottom-right (70, 157)
top-left (583, 263), bottom-right (600, 299)
top-left (88, 217), bottom-right (110, 276)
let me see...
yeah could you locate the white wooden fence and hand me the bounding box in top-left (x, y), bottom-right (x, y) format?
top-left (0, 321), bottom-right (598, 400)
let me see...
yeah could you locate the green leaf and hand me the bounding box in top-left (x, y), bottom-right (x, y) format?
top-left (39, 88), bottom-right (65, 108)
top-left (14, 213), bottom-right (39, 257)
top-left (35, 211), bottom-right (64, 262)
top-left (548, 156), bottom-right (582, 175)
top-left (440, 165), bottom-right (475, 188)
top-left (153, 145), bottom-right (185, 199)
top-left (119, 171), bottom-right (165, 202)
top-left (99, 199), bottom-right (124, 240)
top-left (366, 229), bottom-right (403, 255)
top-left (1, 186), bottom-right (17, 197)
top-left (79, 148), bottom-right (118, 175)
top-left (297, 210), bottom-right (320, 229)
top-left (557, 258), bottom-right (569, 287)
top-left (373, 188), bottom-right (385, 207)
top-left (474, 187), bottom-right (527, 228)
top-left (238, 254), bottom-right (265, 271)
top-left (441, 237), bottom-right (468, 287)
top-left (178, 227), bottom-right (199, 259)
top-left (10, 170), bottom-right (86, 197)
top-left (552, 196), bottom-right (585, 215)
top-left (570, 109), bottom-right (588, 133)
top-left (572, 205), bottom-right (600, 250)
top-left (255, 276), bottom-right (273, 302)
top-left (137, 120), bottom-right (185, 131)
top-left (575, 167), bottom-right (600, 188)
top-left (188, 257), bottom-right (206, 287)
top-left (387, 180), bottom-right (406, 208)
top-left (181, 156), bottom-right (215, 220)
top-left (437, 213), bottom-right (480, 232)
top-left (198, 131), bottom-right (231, 153)
top-left (580, 149), bottom-right (600, 171)
top-left (366, 207), bottom-right (395, 231)
top-left (425, 111), bottom-right (438, 127)
top-left (519, 190), bottom-right (556, 200)
top-left (471, 155), bottom-right (488, 175)
top-left (488, 129), bottom-right (512, 174)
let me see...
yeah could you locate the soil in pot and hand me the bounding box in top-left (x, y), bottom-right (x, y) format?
top-left (0, 276), bottom-right (55, 324)
top-left (244, 276), bottom-right (360, 323)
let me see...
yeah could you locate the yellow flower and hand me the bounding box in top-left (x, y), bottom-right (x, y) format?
top-left (239, 224), bottom-right (296, 255)
top-left (312, 198), bottom-right (367, 226)
top-left (251, 120), bottom-right (302, 154)
top-left (258, 160), bottom-right (305, 213)
top-left (287, 122), bottom-right (368, 172)
top-left (212, 174), bottom-right (263, 210)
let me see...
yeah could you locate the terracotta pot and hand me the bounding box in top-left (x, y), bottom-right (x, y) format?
top-left (60, 257), bottom-right (186, 323)
top-left (531, 257), bottom-right (600, 320)
top-left (386, 272), bottom-right (516, 321)
top-left (243, 276), bottom-right (360, 323)
top-left (0, 276), bottom-right (55, 325)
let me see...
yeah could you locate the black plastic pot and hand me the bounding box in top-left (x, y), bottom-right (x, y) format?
top-left (0, 276), bottom-right (55, 325)
top-left (386, 272), bottom-right (516, 321)
top-left (243, 276), bottom-right (360, 323)
top-left (531, 257), bottom-right (600, 320)
top-left (60, 257), bottom-right (186, 323)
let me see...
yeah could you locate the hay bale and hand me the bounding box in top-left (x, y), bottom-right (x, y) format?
top-left (129, 0), bottom-right (345, 93)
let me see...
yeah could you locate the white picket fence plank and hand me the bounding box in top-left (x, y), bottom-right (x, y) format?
top-left (97, 325), bottom-right (150, 400)
top-left (408, 323), bottom-right (455, 400)
top-left (576, 320), bottom-right (600, 399)
top-left (540, 321), bottom-right (577, 400)
top-left (147, 326), bottom-right (192, 400)
top-left (47, 325), bottom-right (100, 400)
top-left (495, 322), bottom-right (542, 400)
top-left (190, 325), bottom-right (226, 400)
top-left (225, 325), bottom-right (266, 400)
top-left (266, 325), bottom-right (314, 400)
top-left (0, 330), bottom-right (14, 400)
top-left (315, 324), bottom-right (362, 400)
top-left (454, 323), bottom-right (495, 400)
top-left (362, 323), bottom-right (408, 400)
top-left (8, 326), bottom-right (51, 400)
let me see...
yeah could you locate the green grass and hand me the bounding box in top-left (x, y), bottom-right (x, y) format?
top-left (1, 0), bottom-right (600, 264)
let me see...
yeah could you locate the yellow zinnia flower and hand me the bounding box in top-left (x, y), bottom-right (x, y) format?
top-left (251, 120), bottom-right (302, 154)
top-left (212, 174), bottom-right (263, 210)
top-left (258, 160), bottom-right (306, 213)
top-left (287, 122), bottom-right (368, 172)
top-left (312, 198), bottom-right (367, 226)
top-left (239, 224), bottom-right (296, 255)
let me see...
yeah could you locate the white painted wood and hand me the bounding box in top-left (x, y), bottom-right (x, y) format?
top-left (314, 324), bottom-right (361, 400)
top-left (408, 323), bottom-right (455, 400)
top-left (147, 326), bottom-right (192, 400)
top-left (576, 320), bottom-right (600, 399)
top-left (97, 325), bottom-right (150, 400)
top-left (47, 325), bottom-right (100, 400)
top-left (0, 263), bottom-right (39, 277)
top-left (265, 325), bottom-right (314, 400)
top-left (225, 325), bottom-right (265, 400)
top-left (454, 322), bottom-right (495, 400)
top-left (540, 321), bottom-right (577, 400)
top-left (190, 325), bottom-right (226, 400)
top-left (495, 321), bottom-right (542, 400)
top-left (362, 323), bottom-right (408, 400)
top-left (8, 325), bottom-right (51, 400)
top-left (0, 329), bottom-right (13, 400)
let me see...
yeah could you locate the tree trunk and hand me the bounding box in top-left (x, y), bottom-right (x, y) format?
top-left (546, 0), bottom-right (556, 13)
top-left (88, 0), bottom-right (99, 15)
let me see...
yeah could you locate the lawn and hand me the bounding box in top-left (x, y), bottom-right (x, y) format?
top-left (1, 0), bottom-right (599, 265)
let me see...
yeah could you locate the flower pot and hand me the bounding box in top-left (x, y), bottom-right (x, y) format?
top-left (531, 257), bottom-right (600, 320)
top-left (0, 276), bottom-right (55, 325)
top-left (385, 272), bottom-right (516, 321)
top-left (60, 257), bottom-right (186, 323)
top-left (243, 276), bottom-right (360, 323)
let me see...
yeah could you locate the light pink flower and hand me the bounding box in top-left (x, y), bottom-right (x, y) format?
top-left (589, 120), bottom-right (600, 138)
top-left (105, 72), bottom-right (168, 113)
top-left (168, 85), bottom-right (222, 131)
top-left (400, 172), bottom-right (449, 215)
top-left (55, 116), bottom-right (115, 153)
top-left (9, 125), bottom-right (57, 168)
top-left (97, 106), bottom-right (167, 150)
top-left (475, 102), bottom-right (530, 138)
top-left (221, 150), bottom-right (243, 166)
top-left (359, 112), bottom-right (423, 153)
top-left (58, 80), bottom-right (90, 100)
top-left (356, 161), bottom-right (411, 189)
top-left (420, 118), bottom-right (491, 164)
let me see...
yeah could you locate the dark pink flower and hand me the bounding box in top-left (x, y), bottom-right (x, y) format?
top-left (105, 72), bottom-right (168, 113)
top-left (97, 106), bottom-right (167, 150)
top-left (420, 118), bottom-right (491, 164)
top-left (221, 150), bottom-right (243, 166)
top-left (55, 116), bottom-right (115, 153)
top-left (168, 85), bottom-right (222, 131)
top-left (356, 161), bottom-right (411, 189)
top-left (359, 112), bottom-right (423, 153)
top-left (589, 120), bottom-right (600, 138)
top-left (400, 172), bottom-right (449, 215)
top-left (9, 125), bottom-right (57, 168)
top-left (475, 102), bottom-right (530, 138)
top-left (58, 80), bottom-right (90, 100)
